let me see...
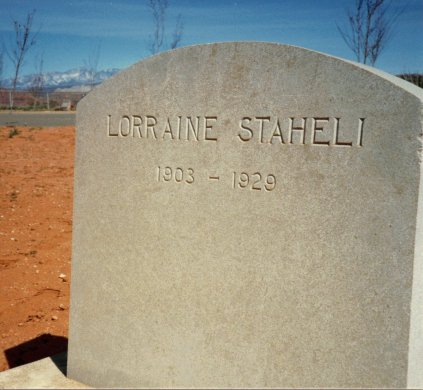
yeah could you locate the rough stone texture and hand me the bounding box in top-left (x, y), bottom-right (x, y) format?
top-left (67, 42), bottom-right (423, 388)
top-left (0, 353), bottom-right (90, 389)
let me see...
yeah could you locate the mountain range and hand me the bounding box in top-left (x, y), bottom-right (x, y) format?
top-left (2, 68), bottom-right (121, 91)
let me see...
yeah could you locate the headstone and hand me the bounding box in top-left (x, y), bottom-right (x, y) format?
top-left (67, 42), bottom-right (423, 388)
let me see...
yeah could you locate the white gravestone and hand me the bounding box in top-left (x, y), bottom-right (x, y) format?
top-left (68, 42), bottom-right (423, 388)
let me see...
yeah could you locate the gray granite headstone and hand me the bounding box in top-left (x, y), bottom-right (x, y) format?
top-left (68, 42), bottom-right (423, 388)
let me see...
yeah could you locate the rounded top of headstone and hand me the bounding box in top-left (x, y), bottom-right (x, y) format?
top-left (81, 42), bottom-right (423, 110)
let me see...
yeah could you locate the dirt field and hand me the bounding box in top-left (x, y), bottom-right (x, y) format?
top-left (0, 125), bottom-right (74, 371)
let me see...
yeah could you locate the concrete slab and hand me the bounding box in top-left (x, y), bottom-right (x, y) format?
top-left (0, 353), bottom-right (90, 389)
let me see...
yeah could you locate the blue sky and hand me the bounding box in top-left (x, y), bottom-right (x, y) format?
top-left (0, 0), bottom-right (422, 78)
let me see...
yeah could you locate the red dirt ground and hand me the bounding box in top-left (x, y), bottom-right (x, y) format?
top-left (0, 125), bottom-right (74, 372)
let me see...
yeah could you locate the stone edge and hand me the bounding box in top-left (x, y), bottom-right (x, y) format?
top-left (0, 353), bottom-right (90, 389)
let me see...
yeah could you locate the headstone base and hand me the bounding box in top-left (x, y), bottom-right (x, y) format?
top-left (0, 353), bottom-right (90, 389)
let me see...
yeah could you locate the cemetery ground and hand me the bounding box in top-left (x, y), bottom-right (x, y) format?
top-left (0, 125), bottom-right (74, 372)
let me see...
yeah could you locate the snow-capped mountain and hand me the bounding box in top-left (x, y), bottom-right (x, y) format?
top-left (3, 68), bottom-right (120, 91)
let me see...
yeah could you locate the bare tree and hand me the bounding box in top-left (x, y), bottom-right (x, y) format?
top-left (29, 54), bottom-right (44, 108)
top-left (0, 47), bottom-right (4, 89)
top-left (84, 42), bottom-right (101, 90)
top-left (148, 0), bottom-right (167, 54)
top-left (7, 9), bottom-right (38, 109)
top-left (170, 14), bottom-right (184, 50)
top-left (148, 0), bottom-right (183, 54)
top-left (337, 0), bottom-right (403, 66)
top-left (0, 47), bottom-right (4, 106)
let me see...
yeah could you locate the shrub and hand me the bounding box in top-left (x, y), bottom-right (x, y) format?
top-left (8, 128), bottom-right (20, 138)
top-left (397, 73), bottom-right (423, 88)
